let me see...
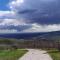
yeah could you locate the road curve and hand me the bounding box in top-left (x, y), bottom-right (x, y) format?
top-left (18, 49), bottom-right (52, 60)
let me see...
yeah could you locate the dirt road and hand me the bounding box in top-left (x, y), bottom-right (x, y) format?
top-left (18, 49), bottom-right (52, 60)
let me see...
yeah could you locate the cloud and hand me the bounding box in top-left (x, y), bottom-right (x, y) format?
top-left (0, 24), bottom-right (31, 31)
top-left (18, 9), bottom-right (37, 14)
top-left (0, 19), bottom-right (27, 25)
top-left (0, 19), bottom-right (32, 32)
top-left (0, 19), bottom-right (60, 33)
top-left (0, 0), bottom-right (60, 33)
top-left (22, 24), bottom-right (60, 33)
top-left (9, 0), bottom-right (24, 11)
top-left (0, 11), bottom-right (16, 19)
top-left (0, 29), bottom-right (17, 33)
top-left (8, 0), bottom-right (60, 24)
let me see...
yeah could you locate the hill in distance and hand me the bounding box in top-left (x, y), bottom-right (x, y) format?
top-left (0, 31), bottom-right (60, 40)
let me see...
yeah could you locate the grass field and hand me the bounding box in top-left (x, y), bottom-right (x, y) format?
top-left (0, 49), bottom-right (28, 60)
top-left (47, 49), bottom-right (60, 60)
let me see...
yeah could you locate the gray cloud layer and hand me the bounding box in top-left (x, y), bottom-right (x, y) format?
top-left (0, 0), bottom-right (60, 33)
top-left (14, 0), bottom-right (60, 24)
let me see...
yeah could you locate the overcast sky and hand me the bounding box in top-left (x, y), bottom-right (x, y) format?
top-left (0, 0), bottom-right (60, 33)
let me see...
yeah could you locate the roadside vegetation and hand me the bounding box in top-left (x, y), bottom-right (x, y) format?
top-left (0, 38), bottom-right (60, 60)
top-left (0, 49), bottom-right (27, 60)
top-left (0, 38), bottom-right (28, 60)
top-left (45, 49), bottom-right (60, 60)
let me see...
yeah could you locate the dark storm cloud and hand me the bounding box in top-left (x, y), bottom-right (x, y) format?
top-left (17, 0), bottom-right (60, 24)
top-left (0, 0), bottom-right (60, 33)
top-left (18, 9), bottom-right (37, 14)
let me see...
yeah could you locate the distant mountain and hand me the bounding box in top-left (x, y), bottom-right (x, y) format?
top-left (0, 31), bottom-right (60, 40)
top-left (41, 31), bottom-right (60, 40)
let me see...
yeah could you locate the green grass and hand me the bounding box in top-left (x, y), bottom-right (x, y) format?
top-left (0, 49), bottom-right (28, 60)
top-left (46, 49), bottom-right (60, 60)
